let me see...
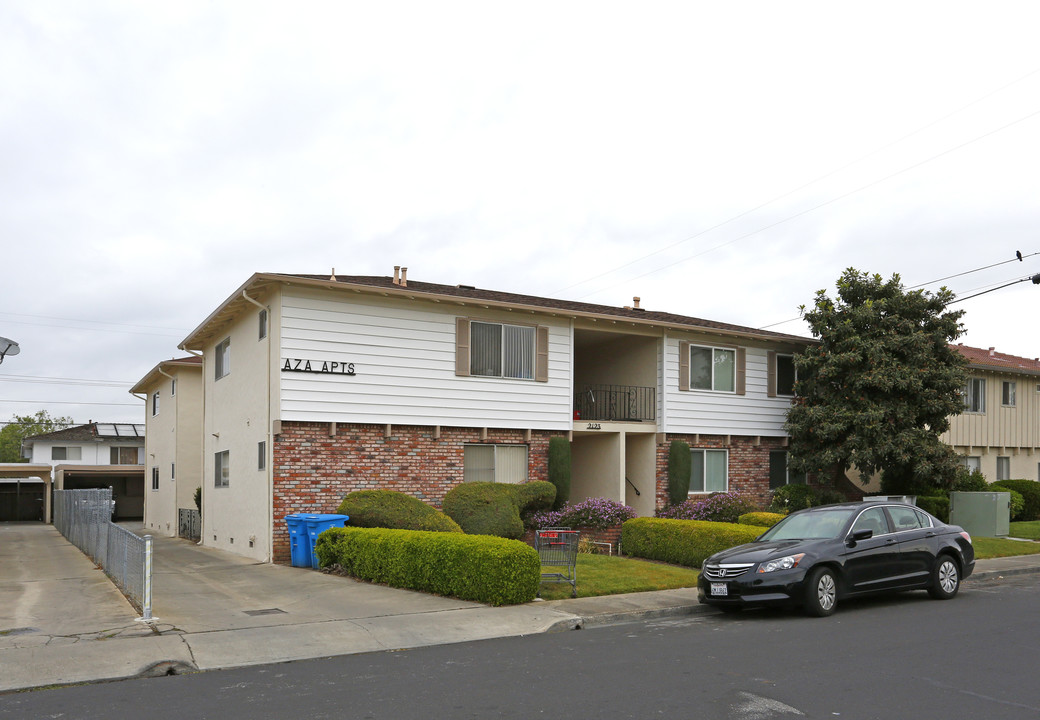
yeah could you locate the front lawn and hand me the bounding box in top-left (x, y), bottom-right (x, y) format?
top-left (972, 536), bottom-right (1040, 559)
top-left (537, 553), bottom-right (700, 601)
top-left (1009, 521), bottom-right (1040, 540)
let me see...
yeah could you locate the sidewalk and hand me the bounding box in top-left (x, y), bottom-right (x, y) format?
top-left (1, 522), bottom-right (1036, 693)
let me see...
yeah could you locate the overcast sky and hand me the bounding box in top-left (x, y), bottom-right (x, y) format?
top-left (1, 1), bottom-right (1038, 427)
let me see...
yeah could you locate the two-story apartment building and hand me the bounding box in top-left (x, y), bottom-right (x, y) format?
top-left (22, 422), bottom-right (146, 521)
top-left (130, 356), bottom-right (203, 538)
top-left (163, 269), bottom-right (813, 563)
top-left (945, 344), bottom-right (1040, 482)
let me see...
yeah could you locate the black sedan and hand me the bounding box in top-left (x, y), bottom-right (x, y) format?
top-left (697, 502), bottom-right (975, 616)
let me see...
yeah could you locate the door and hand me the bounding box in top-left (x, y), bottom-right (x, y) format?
top-left (842, 506), bottom-right (901, 592)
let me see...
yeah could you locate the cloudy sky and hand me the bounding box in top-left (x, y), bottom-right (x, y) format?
top-left (1, 1), bottom-right (1038, 427)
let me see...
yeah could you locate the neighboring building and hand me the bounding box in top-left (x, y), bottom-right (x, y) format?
top-left (130, 357), bottom-right (204, 538)
top-left (161, 269), bottom-right (814, 563)
top-left (21, 422), bottom-right (146, 520)
top-left (945, 344), bottom-right (1040, 482)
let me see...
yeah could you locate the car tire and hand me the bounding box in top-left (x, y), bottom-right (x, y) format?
top-left (927, 555), bottom-right (960, 600)
top-left (804, 567), bottom-right (838, 617)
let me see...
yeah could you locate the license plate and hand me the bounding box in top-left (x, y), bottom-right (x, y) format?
top-left (711, 582), bottom-right (728, 597)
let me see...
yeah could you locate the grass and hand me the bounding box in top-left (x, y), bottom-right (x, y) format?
top-left (1009, 521), bottom-right (1040, 540)
top-left (973, 536), bottom-right (1040, 559)
top-left (537, 552), bottom-right (699, 601)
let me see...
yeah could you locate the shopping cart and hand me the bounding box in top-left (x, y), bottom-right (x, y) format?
top-left (536, 528), bottom-right (580, 598)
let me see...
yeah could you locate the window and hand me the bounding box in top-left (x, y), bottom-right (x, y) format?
top-left (963, 377), bottom-right (985, 413)
top-left (852, 507), bottom-right (890, 536)
top-left (111, 447), bottom-right (141, 465)
top-left (690, 345), bottom-right (735, 392)
top-left (470, 321), bottom-right (535, 379)
top-left (171, 463), bottom-right (175, 480)
top-left (51, 446), bottom-right (82, 461)
top-left (690, 449), bottom-right (728, 493)
top-left (215, 450), bottom-right (230, 488)
top-left (151, 391), bottom-right (160, 416)
top-left (151, 467), bottom-right (159, 491)
top-left (769, 451), bottom-right (806, 490)
top-left (171, 379), bottom-right (177, 396)
top-left (259, 309), bottom-right (268, 340)
top-left (463, 444), bottom-right (528, 483)
top-left (775, 354), bottom-right (796, 396)
top-left (215, 337), bottom-right (231, 380)
top-left (889, 505), bottom-right (926, 532)
top-left (1002, 381), bottom-right (1016, 407)
top-left (961, 456), bottom-right (981, 473)
top-left (996, 456), bottom-right (1010, 481)
top-left (258, 441), bottom-right (266, 471)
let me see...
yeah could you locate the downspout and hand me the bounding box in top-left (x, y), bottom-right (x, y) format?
top-left (241, 291), bottom-right (274, 563)
top-left (179, 346), bottom-right (204, 544)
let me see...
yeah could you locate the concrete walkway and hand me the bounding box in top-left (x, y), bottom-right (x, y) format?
top-left (1, 522), bottom-right (1036, 693)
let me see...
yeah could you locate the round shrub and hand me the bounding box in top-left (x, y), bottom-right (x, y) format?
top-left (442, 483), bottom-right (523, 538)
top-left (336, 490), bottom-right (462, 532)
top-left (1007, 489), bottom-right (1025, 520)
top-left (738, 511), bottom-right (785, 528)
top-left (515, 481), bottom-right (556, 515)
top-left (951, 468), bottom-right (989, 493)
top-left (816, 488), bottom-right (847, 506)
top-left (656, 492), bottom-right (757, 524)
top-left (991, 480), bottom-right (1040, 521)
top-left (529, 497), bottom-right (637, 531)
top-left (769, 484), bottom-right (818, 513)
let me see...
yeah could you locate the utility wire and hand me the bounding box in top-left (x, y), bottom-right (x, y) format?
top-left (0, 374), bottom-right (133, 388)
top-left (908, 251), bottom-right (1038, 289)
top-left (556, 67), bottom-right (1040, 297)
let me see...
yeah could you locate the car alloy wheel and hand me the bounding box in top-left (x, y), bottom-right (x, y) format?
top-left (928, 556), bottom-right (960, 600)
top-left (805, 567), bottom-right (837, 617)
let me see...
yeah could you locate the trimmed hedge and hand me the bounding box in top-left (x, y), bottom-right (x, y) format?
top-left (621, 517), bottom-right (766, 569)
top-left (443, 481), bottom-right (556, 538)
top-left (547, 436), bottom-right (572, 510)
top-left (991, 480), bottom-right (1040, 521)
top-left (336, 490), bottom-right (462, 532)
top-left (314, 527), bottom-right (540, 605)
top-left (916, 496), bottom-right (950, 523)
top-left (667, 441), bottom-right (691, 506)
top-left (738, 511), bottom-right (785, 528)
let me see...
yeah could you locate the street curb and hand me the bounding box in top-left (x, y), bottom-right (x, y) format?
top-left (966, 565), bottom-right (1040, 583)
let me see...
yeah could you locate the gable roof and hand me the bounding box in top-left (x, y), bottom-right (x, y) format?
top-left (24, 423), bottom-right (145, 446)
top-left (180, 271), bottom-right (813, 351)
top-left (953, 344), bottom-right (1040, 377)
top-left (130, 356), bottom-right (203, 395)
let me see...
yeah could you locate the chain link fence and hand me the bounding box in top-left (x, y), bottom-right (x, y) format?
top-left (53, 488), bottom-right (153, 620)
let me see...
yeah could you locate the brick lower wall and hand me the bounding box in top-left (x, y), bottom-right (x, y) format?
top-left (271, 422), bottom-right (560, 562)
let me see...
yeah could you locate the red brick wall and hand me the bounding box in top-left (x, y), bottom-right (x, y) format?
top-left (654, 434), bottom-right (792, 510)
top-left (271, 422), bottom-right (559, 562)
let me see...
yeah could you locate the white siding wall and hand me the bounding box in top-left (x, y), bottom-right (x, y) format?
top-left (662, 335), bottom-right (793, 436)
top-left (278, 290), bottom-right (572, 430)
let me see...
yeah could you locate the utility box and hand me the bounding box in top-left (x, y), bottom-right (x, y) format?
top-left (949, 492), bottom-right (1010, 537)
top-left (863, 495), bottom-right (917, 505)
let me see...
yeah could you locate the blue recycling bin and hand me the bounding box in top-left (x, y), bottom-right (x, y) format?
top-left (285, 514), bottom-right (312, 568)
top-left (303, 514), bottom-right (349, 569)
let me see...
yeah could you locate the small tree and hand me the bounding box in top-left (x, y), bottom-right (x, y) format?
top-left (0, 410), bottom-right (74, 462)
top-left (667, 440), bottom-right (691, 505)
top-left (786, 269), bottom-right (968, 493)
top-left (547, 436), bottom-right (571, 510)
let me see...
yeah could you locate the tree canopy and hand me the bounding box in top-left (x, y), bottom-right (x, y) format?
top-left (785, 269), bottom-right (968, 493)
top-left (0, 410), bottom-right (74, 463)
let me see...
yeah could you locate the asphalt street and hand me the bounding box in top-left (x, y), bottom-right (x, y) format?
top-left (3, 573), bottom-right (1038, 720)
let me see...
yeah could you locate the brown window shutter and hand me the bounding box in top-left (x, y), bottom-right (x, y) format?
top-left (767, 350), bottom-right (776, 398)
top-left (535, 326), bottom-right (549, 382)
top-left (679, 341), bottom-right (690, 391)
top-left (455, 317), bottom-right (470, 376)
top-left (736, 347), bottom-right (746, 395)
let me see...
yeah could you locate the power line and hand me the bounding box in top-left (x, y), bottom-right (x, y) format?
top-left (555, 67), bottom-right (1040, 298)
top-left (0, 311), bottom-right (188, 334)
top-left (0, 399), bottom-right (140, 407)
top-left (908, 251), bottom-right (1038, 289)
top-left (0, 374), bottom-right (134, 388)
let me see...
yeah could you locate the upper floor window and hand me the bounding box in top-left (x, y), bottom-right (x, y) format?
top-left (455, 318), bottom-right (549, 382)
top-left (51, 446), bottom-right (82, 461)
top-left (1002, 381), bottom-right (1016, 407)
top-left (171, 379), bottom-right (177, 396)
top-left (111, 447), bottom-right (141, 465)
top-left (215, 450), bottom-right (230, 488)
top-left (151, 391), bottom-right (160, 416)
top-left (690, 448), bottom-right (728, 493)
top-left (215, 338), bottom-right (231, 380)
top-left (963, 377), bottom-right (985, 413)
top-left (259, 309), bottom-right (268, 340)
top-left (679, 342), bottom-right (745, 394)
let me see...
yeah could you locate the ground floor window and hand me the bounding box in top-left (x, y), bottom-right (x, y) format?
top-left (961, 456), bottom-right (981, 473)
top-left (996, 456), bottom-right (1010, 481)
top-left (769, 451), bottom-right (806, 490)
top-left (690, 448), bottom-right (728, 494)
top-left (215, 450), bottom-right (230, 488)
top-left (463, 444), bottom-right (528, 484)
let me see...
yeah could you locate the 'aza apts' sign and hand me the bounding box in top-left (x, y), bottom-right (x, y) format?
top-left (281, 359), bottom-right (356, 375)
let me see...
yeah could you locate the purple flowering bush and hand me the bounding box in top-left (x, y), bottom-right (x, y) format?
top-left (528, 497), bottom-right (637, 531)
top-left (656, 492), bottom-right (758, 524)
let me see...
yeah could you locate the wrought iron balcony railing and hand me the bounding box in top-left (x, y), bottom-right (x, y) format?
top-left (573, 384), bottom-right (656, 423)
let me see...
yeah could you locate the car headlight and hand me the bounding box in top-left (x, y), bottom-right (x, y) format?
top-left (757, 553), bottom-right (805, 573)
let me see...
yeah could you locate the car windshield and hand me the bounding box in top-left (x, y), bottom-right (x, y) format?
top-left (759, 508), bottom-right (856, 541)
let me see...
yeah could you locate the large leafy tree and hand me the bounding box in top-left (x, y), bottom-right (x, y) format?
top-left (0, 410), bottom-right (74, 463)
top-left (785, 269), bottom-right (968, 493)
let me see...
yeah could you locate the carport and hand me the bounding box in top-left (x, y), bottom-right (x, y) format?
top-left (0, 464), bottom-right (53, 522)
top-left (53, 465), bottom-right (145, 521)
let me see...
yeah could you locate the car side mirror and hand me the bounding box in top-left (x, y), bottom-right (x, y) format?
top-left (847, 528), bottom-right (873, 546)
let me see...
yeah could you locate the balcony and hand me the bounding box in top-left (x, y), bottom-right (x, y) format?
top-left (573, 384), bottom-right (656, 423)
